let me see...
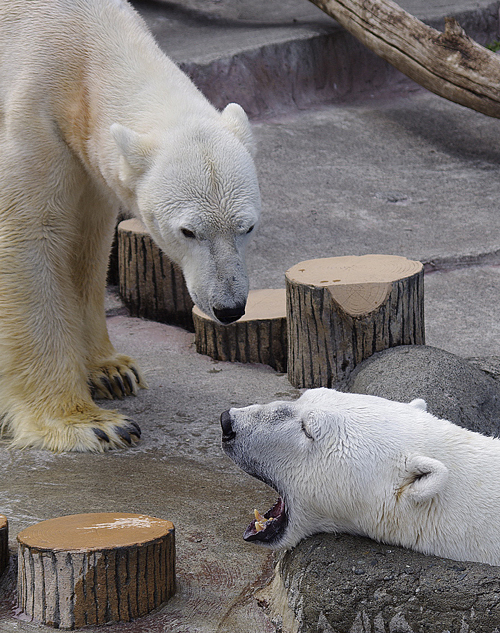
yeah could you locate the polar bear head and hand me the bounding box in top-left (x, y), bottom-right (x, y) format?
top-left (221, 388), bottom-right (454, 550)
top-left (111, 103), bottom-right (260, 324)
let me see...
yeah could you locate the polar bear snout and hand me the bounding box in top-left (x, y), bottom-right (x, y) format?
top-left (213, 304), bottom-right (245, 325)
top-left (180, 244), bottom-right (251, 325)
top-left (220, 410), bottom-right (236, 442)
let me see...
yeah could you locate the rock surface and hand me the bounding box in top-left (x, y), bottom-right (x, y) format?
top-left (269, 533), bottom-right (500, 633)
top-left (344, 345), bottom-right (500, 436)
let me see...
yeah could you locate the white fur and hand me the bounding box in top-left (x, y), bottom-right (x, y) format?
top-left (224, 388), bottom-right (500, 565)
top-left (0, 0), bottom-right (260, 451)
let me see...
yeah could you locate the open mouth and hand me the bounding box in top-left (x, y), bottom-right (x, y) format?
top-left (243, 497), bottom-right (287, 544)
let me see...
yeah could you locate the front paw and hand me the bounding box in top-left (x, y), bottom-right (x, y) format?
top-left (9, 406), bottom-right (142, 453)
top-left (88, 354), bottom-right (148, 399)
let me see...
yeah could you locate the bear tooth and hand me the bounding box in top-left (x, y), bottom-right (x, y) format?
top-left (254, 509), bottom-right (267, 523)
top-left (253, 508), bottom-right (277, 531)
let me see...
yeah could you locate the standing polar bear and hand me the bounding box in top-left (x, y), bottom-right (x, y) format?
top-left (222, 388), bottom-right (500, 566)
top-left (0, 0), bottom-right (260, 452)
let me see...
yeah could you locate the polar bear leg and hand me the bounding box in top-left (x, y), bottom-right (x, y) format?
top-left (0, 240), bottom-right (140, 451)
top-left (70, 183), bottom-right (147, 400)
top-left (0, 171), bottom-right (141, 451)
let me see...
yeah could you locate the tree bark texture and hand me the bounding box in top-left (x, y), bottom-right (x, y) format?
top-left (17, 513), bottom-right (175, 629)
top-left (286, 255), bottom-right (424, 388)
top-left (107, 211), bottom-right (129, 286)
top-left (193, 289), bottom-right (287, 372)
top-left (308, 0), bottom-right (500, 119)
top-left (0, 515), bottom-right (7, 577)
top-left (118, 219), bottom-right (194, 330)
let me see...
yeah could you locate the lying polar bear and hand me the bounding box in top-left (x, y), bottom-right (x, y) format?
top-left (221, 388), bottom-right (500, 566)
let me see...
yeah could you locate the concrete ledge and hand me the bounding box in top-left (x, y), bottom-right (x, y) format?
top-left (179, 31), bottom-right (410, 119)
top-left (182, 6), bottom-right (500, 118)
top-left (263, 533), bottom-right (500, 632)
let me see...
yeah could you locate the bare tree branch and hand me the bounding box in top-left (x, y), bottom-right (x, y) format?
top-left (308, 0), bottom-right (500, 118)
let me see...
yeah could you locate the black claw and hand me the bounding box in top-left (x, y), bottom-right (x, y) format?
top-left (124, 373), bottom-right (135, 395)
top-left (100, 376), bottom-right (114, 397)
top-left (114, 374), bottom-right (126, 398)
top-left (128, 426), bottom-right (141, 439)
top-left (115, 426), bottom-right (132, 444)
top-left (93, 428), bottom-right (110, 442)
top-left (129, 421), bottom-right (141, 436)
top-left (130, 366), bottom-right (141, 383)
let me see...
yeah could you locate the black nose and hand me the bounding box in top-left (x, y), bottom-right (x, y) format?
top-left (213, 305), bottom-right (245, 325)
top-left (221, 410), bottom-right (236, 441)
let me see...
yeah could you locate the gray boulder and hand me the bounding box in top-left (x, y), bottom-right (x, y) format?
top-left (272, 533), bottom-right (500, 632)
top-left (344, 345), bottom-right (500, 436)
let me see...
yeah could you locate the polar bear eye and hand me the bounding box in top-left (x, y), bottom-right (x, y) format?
top-left (181, 228), bottom-right (196, 239)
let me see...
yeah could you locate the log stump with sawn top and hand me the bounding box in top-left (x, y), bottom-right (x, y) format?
top-left (17, 512), bottom-right (175, 629)
top-left (286, 254), bottom-right (424, 388)
top-left (193, 288), bottom-right (287, 372)
top-left (118, 218), bottom-right (194, 330)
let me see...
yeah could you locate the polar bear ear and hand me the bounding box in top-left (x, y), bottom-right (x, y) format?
top-left (400, 455), bottom-right (449, 503)
top-left (110, 123), bottom-right (155, 183)
top-left (409, 398), bottom-right (427, 411)
top-left (301, 411), bottom-right (327, 441)
top-left (221, 103), bottom-right (256, 157)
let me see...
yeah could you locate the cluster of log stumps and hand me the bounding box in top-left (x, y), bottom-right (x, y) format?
top-left (118, 219), bottom-right (424, 386)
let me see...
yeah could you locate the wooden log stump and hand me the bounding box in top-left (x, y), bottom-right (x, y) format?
top-left (193, 288), bottom-right (287, 372)
top-left (286, 254), bottom-right (424, 388)
top-left (107, 211), bottom-right (129, 286)
top-left (0, 515), bottom-right (8, 577)
top-left (118, 218), bottom-right (194, 330)
top-left (17, 512), bottom-right (175, 629)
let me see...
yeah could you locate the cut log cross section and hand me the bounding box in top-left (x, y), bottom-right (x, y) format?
top-left (118, 218), bottom-right (194, 330)
top-left (0, 515), bottom-right (8, 577)
top-left (17, 513), bottom-right (175, 630)
top-left (286, 254), bottom-right (424, 388)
